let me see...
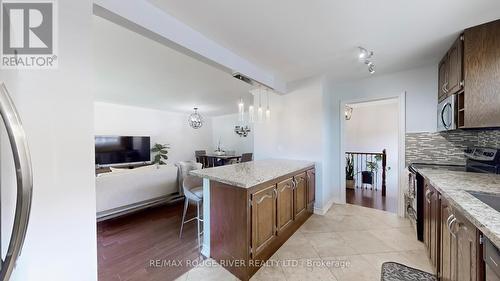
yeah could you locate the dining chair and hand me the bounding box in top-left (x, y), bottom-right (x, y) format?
top-left (195, 150), bottom-right (207, 168)
top-left (225, 151), bottom-right (238, 164)
top-left (176, 162), bottom-right (204, 250)
top-left (241, 153), bottom-right (253, 163)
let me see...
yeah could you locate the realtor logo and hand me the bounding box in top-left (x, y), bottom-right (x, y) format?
top-left (1, 0), bottom-right (58, 69)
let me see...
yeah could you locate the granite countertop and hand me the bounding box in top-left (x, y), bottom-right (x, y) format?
top-left (413, 166), bottom-right (500, 248)
top-left (190, 159), bottom-right (315, 188)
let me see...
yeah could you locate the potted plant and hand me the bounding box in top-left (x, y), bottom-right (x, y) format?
top-left (364, 155), bottom-right (390, 187)
top-left (151, 143), bottom-right (170, 165)
top-left (346, 155), bottom-right (355, 189)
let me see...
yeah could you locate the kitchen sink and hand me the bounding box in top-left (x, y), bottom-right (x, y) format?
top-left (467, 191), bottom-right (500, 212)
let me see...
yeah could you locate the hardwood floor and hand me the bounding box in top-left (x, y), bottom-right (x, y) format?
top-left (97, 200), bottom-right (203, 281)
top-left (346, 188), bottom-right (397, 214)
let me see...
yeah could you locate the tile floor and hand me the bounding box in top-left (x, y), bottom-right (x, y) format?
top-left (175, 203), bottom-right (434, 281)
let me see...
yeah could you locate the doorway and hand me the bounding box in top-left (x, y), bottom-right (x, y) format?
top-left (340, 95), bottom-right (406, 215)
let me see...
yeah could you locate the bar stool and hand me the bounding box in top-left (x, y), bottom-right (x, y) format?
top-left (179, 175), bottom-right (203, 250)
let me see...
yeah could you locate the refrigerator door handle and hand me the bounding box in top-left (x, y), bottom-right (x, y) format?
top-left (0, 82), bottom-right (33, 281)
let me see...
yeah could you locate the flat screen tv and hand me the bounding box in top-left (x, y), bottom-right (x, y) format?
top-left (95, 136), bottom-right (150, 166)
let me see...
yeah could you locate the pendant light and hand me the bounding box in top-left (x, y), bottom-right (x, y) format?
top-left (265, 89), bottom-right (271, 121)
top-left (248, 105), bottom-right (254, 123)
top-left (188, 107), bottom-right (203, 129)
top-left (238, 98), bottom-right (244, 122)
top-left (257, 88), bottom-right (263, 123)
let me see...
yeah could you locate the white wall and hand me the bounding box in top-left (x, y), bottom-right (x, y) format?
top-left (94, 102), bottom-right (213, 164)
top-left (211, 113), bottom-right (253, 155)
top-left (0, 1), bottom-right (97, 280)
top-left (254, 76), bottom-right (332, 212)
top-left (345, 101), bottom-right (399, 198)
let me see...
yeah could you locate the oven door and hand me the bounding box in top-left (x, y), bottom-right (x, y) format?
top-left (437, 95), bottom-right (456, 131)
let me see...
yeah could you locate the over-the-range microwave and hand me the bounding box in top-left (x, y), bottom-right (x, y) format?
top-left (437, 94), bottom-right (457, 132)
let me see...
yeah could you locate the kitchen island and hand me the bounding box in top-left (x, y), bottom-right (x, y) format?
top-left (191, 159), bottom-right (316, 281)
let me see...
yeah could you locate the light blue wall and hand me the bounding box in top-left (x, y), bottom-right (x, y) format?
top-left (323, 64), bottom-right (438, 206)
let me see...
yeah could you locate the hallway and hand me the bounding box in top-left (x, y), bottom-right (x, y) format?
top-left (346, 188), bottom-right (398, 214)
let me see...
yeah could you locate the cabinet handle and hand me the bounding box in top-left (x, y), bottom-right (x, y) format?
top-left (425, 190), bottom-right (433, 203)
top-left (490, 256), bottom-right (499, 267)
top-left (444, 82), bottom-right (449, 92)
top-left (449, 217), bottom-right (457, 238)
top-left (446, 214), bottom-right (454, 229)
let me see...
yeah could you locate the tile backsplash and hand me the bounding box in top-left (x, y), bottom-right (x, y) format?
top-left (406, 129), bottom-right (500, 165)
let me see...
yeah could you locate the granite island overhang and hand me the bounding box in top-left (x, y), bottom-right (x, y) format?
top-left (190, 159), bottom-right (316, 281)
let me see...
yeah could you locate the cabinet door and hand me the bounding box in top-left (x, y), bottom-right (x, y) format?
top-left (276, 178), bottom-right (294, 234)
top-left (438, 56), bottom-right (449, 102)
top-left (424, 182), bottom-right (432, 255)
top-left (251, 185), bottom-right (277, 258)
top-left (440, 198), bottom-right (454, 281)
top-left (454, 212), bottom-right (479, 281)
top-left (464, 20), bottom-right (500, 128)
top-left (306, 169), bottom-right (315, 210)
top-left (447, 36), bottom-right (464, 95)
top-left (294, 172), bottom-right (307, 218)
top-left (430, 188), bottom-right (440, 271)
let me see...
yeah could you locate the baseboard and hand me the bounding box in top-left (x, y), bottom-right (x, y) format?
top-left (201, 243), bottom-right (210, 258)
top-left (97, 194), bottom-right (183, 221)
top-left (313, 197), bottom-right (336, 215)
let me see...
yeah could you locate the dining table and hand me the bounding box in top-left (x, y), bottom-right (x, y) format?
top-left (202, 154), bottom-right (241, 167)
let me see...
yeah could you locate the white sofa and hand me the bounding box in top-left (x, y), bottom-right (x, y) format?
top-left (96, 164), bottom-right (179, 219)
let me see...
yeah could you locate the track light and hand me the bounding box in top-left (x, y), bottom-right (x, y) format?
top-left (358, 47), bottom-right (373, 61)
top-left (358, 46), bottom-right (376, 75)
top-left (368, 63), bottom-right (375, 74)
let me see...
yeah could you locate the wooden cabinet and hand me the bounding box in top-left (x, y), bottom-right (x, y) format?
top-left (420, 174), bottom-right (485, 281)
top-left (276, 178), bottom-right (294, 234)
top-left (440, 197), bottom-right (482, 281)
top-left (423, 181), bottom-right (440, 272)
top-left (294, 172), bottom-right (307, 218)
top-left (438, 36), bottom-right (464, 103)
top-left (447, 37), bottom-right (464, 96)
top-left (438, 56), bottom-right (449, 102)
top-left (250, 185), bottom-right (277, 259)
top-left (463, 19), bottom-right (500, 128)
top-left (454, 210), bottom-right (480, 281)
top-left (440, 197), bottom-right (454, 281)
top-left (436, 19), bottom-right (500, 128)
top-left (210, 166), bottom-right (315, 281)
top-left (306, 169), bottom-right (315, 211)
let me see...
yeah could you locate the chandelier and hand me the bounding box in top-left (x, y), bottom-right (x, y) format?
top-left (234, 125), bottom-right (251, 137)
top-left (188, 107), bottom-right (203, 129)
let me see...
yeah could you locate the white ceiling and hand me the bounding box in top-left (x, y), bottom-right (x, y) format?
top-left (148, 0), bottom-right (500, 82)
top-left (93, 16), bottom-right (253, 116)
